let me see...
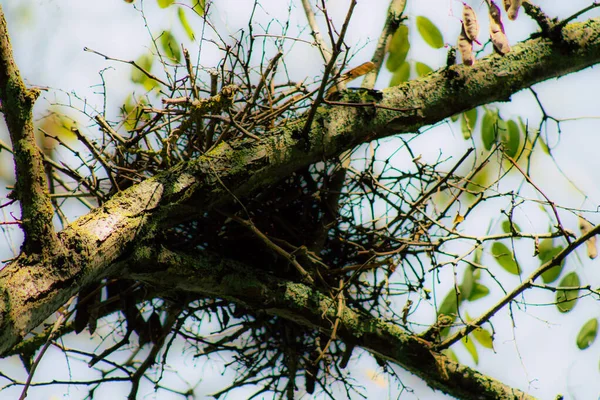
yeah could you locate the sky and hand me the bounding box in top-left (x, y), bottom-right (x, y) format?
top-left (1, 0), bottom-right (600, 399)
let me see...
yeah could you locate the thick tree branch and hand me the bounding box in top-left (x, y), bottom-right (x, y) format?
top-left (126, 246), bottom-right (534, 400)
top-left (1, 15), bottom-right (600, 370)
top-left (0, 6), bottom-right (57, 254)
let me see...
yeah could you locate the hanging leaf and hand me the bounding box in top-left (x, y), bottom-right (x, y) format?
top-left (157, 0), bottom-right (175, 8)
top-left (577, 318), bottom-right (598, 350)
top-left (538, 239), bottom-right (564, 284)
top-left (462, 4), bottom-right (481, 45)
top-left (481, 110), bottom-right (498, 150)
top-left (442, 348), bottom-right (459, 362)
top-left (389, 62), bottom-right (410, 86)
top-left (416, 16), bottom-right (444, 49)
top-left (503, 119), bottom-right (521, 158)
top-left (461, 108), bottom-right (478, 139)
top-left (556, 272), bottom-right (580, 313)
top-left (491, 242), bottom-right (521, 275)
top-left (462, 336), bottom-right (479, 364)
top-left (415, 62), bottom-right (433, 77)
top-left (457, 27), bottom-right (474, 66)
top-left (386, 25), bottom-right (410, 72)
top-left (160, 30), bottom-right (182, 63)
top-left (178, 7), bottom-right (195, 41)
top-left (579, 216), bottom-right (598, 259)
top-left (468, 283), bottom-right (490, 301)
top-left (131, 53), bottom-right (154, 84)
top-left (461, 265), bottom-right (475, 300)
top-left (501, 219), bottom-right (521, 234)
top-left (473, 327), bottom-right (494, 349)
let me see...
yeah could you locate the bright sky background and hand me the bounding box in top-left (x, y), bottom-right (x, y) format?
top-left (1, 0), bottom-right (600, 399)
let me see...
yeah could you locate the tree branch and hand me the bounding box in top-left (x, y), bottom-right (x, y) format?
top-left (126, 246), bottom-right (535, 400)
top-left (1, 15), bottom-right (600, 369)
top-left (0, 5), bottom-right (57, 254)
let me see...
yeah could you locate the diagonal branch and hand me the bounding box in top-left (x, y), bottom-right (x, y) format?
top-left (0, 6), bottom-right (58, 255)
top-left (126, 246), bottom-right (535, 400)
top-left (1, 15), bottom-right (600, 364)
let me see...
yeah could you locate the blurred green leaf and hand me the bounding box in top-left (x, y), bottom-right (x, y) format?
top-left (577, 318), bottom-right (598, 350)
top-left (416, 16), bottom-right (444, 49)
top-left (461, 108), bottom-right (478, 140)
top-left (491, 242), bottom-right (521, 275)
top-left (131, 53), bottom-right (154, 85)
top-left (160, 30), bottom-right (182, 63)
top-left (415, 61), bottom-right (433, 77)
top-left (556, 272), bottom-right (580, 313)
top-left (503, 119), bottom-right (521, 158)
top-left (468, 283), bottom-right (490, 301)
top-left (386, 25), bottom-right (410, 72)
top-left (501, 219), bottom-right (521, 234)
top-left (461, 266), bottom-right (475, 300)
top-left (473, 327), bottom-right (494, 349)
top-left (390, 62), bottom-right (410, 86)
top-left (450, 114), bottom-right (459, 122)
top-left (157, 0), bottom-right (175, 8)
top-left (481, 110), bottom-right (498, 151)
top-left (539, 239), bottom-right (565, 284)
top-left (442, 348), bottom-right (459, 362)
top-left (461, 336), bottom-right (479, 364)
top-left (191, 0), bottom-right (206, 15)
top-left (178, 7), bottom-right (195, 40)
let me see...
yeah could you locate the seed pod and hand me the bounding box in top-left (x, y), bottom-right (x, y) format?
top-left (462, 4), bottom-right (481, 45)
top-left (508, 0), bottom-right (522, 20)
top-left (488, 1), bottom-right (511, 54)
top-left (579, 216), bottom-right (598, 259)
top-left (457, 26), bottom-right (475, 66)
top-left (503, 0), bottom-right (511, 12)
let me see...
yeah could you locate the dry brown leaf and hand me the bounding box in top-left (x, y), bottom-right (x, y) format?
top-left (508, 0), bottom-right (522, 20)
top-left (579, 216), bottom-right (598, 259)
top-left (489, 1), bottom-right (511, 54)
top-left (462, 4), bottom-right (481, 45)
top-left (458, 27), bottom-right (475, 66)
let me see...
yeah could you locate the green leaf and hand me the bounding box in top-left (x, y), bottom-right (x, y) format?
top-left (461, 108), bottom-right (478, 140)
top-left (577, 318), bottom-right (598, 350)
top-left (491, 242), bottom-right (521, 275)
top-left (473, 327), bottom-right (494, 349)
top-left (556, 272), bottom-right (580, 313)
top-left (191, 0), bottom-right (206, 15)
top-left (416, 16), bottom-right (444, 49)
top-left (178, 7), bottom-right (195, 41)
top-left (157, 0), bottom-right (175, 8)
top-left (386, 25), bottom-right (410, 72)
top-left (438, 289), bottom-right (461, 318)
top-left (415, 61), bottom-right (433, 77)
top-left (481, 110), bottom-right (498, 151)
top-left (461, 336), bottom-right (479, 364)
top-left (131, 53), bottom-right (155, 90)
top-left (539, 240), bottom-right (565, 284)
top-left (450, 114), bottom-right (459, 122)
top-left (468, 283), bottom-right (490, 301)
top-left (389, 62), bottom-right (410, 86)
top-left (503, 120), bottom-right (521, 158)
top-left (160, 30), bottom-right (182, 63)
top-left (501, 220), bottom-right (521, 234)
top-left (461, 266), bottom-right (475, 300)
top-left (442, 348), bottom-right (459, 362)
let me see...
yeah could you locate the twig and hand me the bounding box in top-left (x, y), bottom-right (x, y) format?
top-left (83, 47), bottom-right (170, 88)
top-left (362, 0), bottom-right (406, 89)
top-left (439, 222), bottom-right (600, 349)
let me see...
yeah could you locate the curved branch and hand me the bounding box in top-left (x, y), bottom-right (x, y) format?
top-left (126, 246), bottom-right (535, 400)
top-left (0, 6), bottom-right (57, 254)
top-left (1, 14), bottom-right (600, 366)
